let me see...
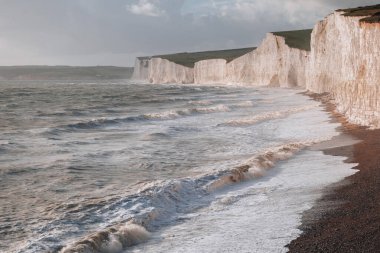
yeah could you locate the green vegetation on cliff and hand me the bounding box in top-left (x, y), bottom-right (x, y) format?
top-left (147, 47), bottom-right (256, 68)
top-left (272, 29), bottom-right (313, 51)
top-left (338, 4), bottom-right (380, 23)
top-left (139, 28), bottom-right (313, 67)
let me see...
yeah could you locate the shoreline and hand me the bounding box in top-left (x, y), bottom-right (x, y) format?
top-left (288, 93), bottom-right (380, 252)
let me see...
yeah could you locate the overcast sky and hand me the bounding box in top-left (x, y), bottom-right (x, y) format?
top-left (0, 0), bottom-right (378, 66)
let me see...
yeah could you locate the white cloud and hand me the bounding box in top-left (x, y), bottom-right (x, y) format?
top-left (0, 0), bottom-right (379, 66)
top-left (206, 0), bottom-right (331, 25)
top-left (127, 0), bottom-right (165, 17)
top-left (191, 0), bottom-right (372, 26)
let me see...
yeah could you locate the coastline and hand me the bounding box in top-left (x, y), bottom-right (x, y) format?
top-left (288, 93), bottom-right (380, 252)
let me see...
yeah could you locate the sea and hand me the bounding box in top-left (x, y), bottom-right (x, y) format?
top-left (0, 80), bottom-right (357, 253)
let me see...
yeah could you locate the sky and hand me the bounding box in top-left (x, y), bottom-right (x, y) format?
top-left (0, 0), bottom-right (378, 67)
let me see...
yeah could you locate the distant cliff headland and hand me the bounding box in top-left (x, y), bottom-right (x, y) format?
top-left (0, 66), bottom-right (133, 81)
top-left (133, 4), bottom-right (380, 129)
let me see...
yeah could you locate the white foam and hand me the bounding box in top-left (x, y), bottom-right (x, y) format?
top-left (207, 142), bottom-right (309, 191)
top-left (143, 104), bottom-right (230, 120)
top-left (129, 151), bottom-right (357, 253)
top-left (0, 140), bottom-right (9, 145)
top-left (221, 105), bottom-right (317, 127)
top-left (143, 111), bottom-right (180, 120)
top-left (191, 104), bottom-right (230, 113)
top-left (235, 100), bottom-right (254, 107)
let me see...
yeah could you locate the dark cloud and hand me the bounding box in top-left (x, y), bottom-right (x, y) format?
top-left (0, 0), bottom-right (377, 66)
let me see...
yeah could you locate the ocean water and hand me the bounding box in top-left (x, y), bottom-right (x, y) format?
top-left (0, 80), bottom-right (356, 253)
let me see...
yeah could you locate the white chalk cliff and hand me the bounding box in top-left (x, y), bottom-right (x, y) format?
top-left (225, 33), bottom-right (309, 87)
top-left (132, 9), bottom-right (380, 128)
top-left (306, 11), bottom-right (380, 128)
top-left (132, 58), bottom-right (150, 81)
top-left (194, 59), bottom-right (227, 85)
top-left (132, 57), bottom-right (193, 84)
top-left (148, 58), bottom-right (193, 84)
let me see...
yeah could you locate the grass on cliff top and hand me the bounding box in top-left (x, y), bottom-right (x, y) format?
top-left (272, 29), bottom-right (313, 51)
top-left (338, 4), bottom-right (380, 23)
top-left (140, 47), bottom-right (256, 68)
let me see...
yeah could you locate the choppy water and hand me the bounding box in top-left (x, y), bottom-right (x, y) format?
top-left (0, 80), bottom-right (356, 252)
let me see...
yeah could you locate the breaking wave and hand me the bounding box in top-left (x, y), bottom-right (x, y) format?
top-left (61, 224), bottom-right (150, 253)
top-left (58, 140), bottom-right (320, 253)
top-left (219, 105), bottom-right (317, 127)
top-left (143, 104), bottom-right (230, 120)
top-left (58, 104), bottom-right (231, 131)
top-left (233, 100), bottom-right (254, 108)
top-left (207, 142), bottom-right (308, 191)
top-left (189, 104), bottom-right (230, 114)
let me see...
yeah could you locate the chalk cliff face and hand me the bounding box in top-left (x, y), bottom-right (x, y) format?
top-left (148, 58), bottom-right (194, 84)
top-left (225, 34), bottom-right (309, 87)
top-left (132, 58), bottom-right (150, 81)
top-left (132, 57), bottom-right (193, 84)
top-left (194, 59), bottom-right (227, 84)
top-left (306, 12), bottom-right (380, 127)
top-left (192, 34), bottom-right (308, 87)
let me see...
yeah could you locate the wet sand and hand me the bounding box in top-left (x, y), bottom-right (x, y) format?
top-left (288, 93), bottom-right (380, 252)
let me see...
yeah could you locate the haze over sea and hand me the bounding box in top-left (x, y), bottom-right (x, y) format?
top-left (0, 80), bottom-right (356, 252)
